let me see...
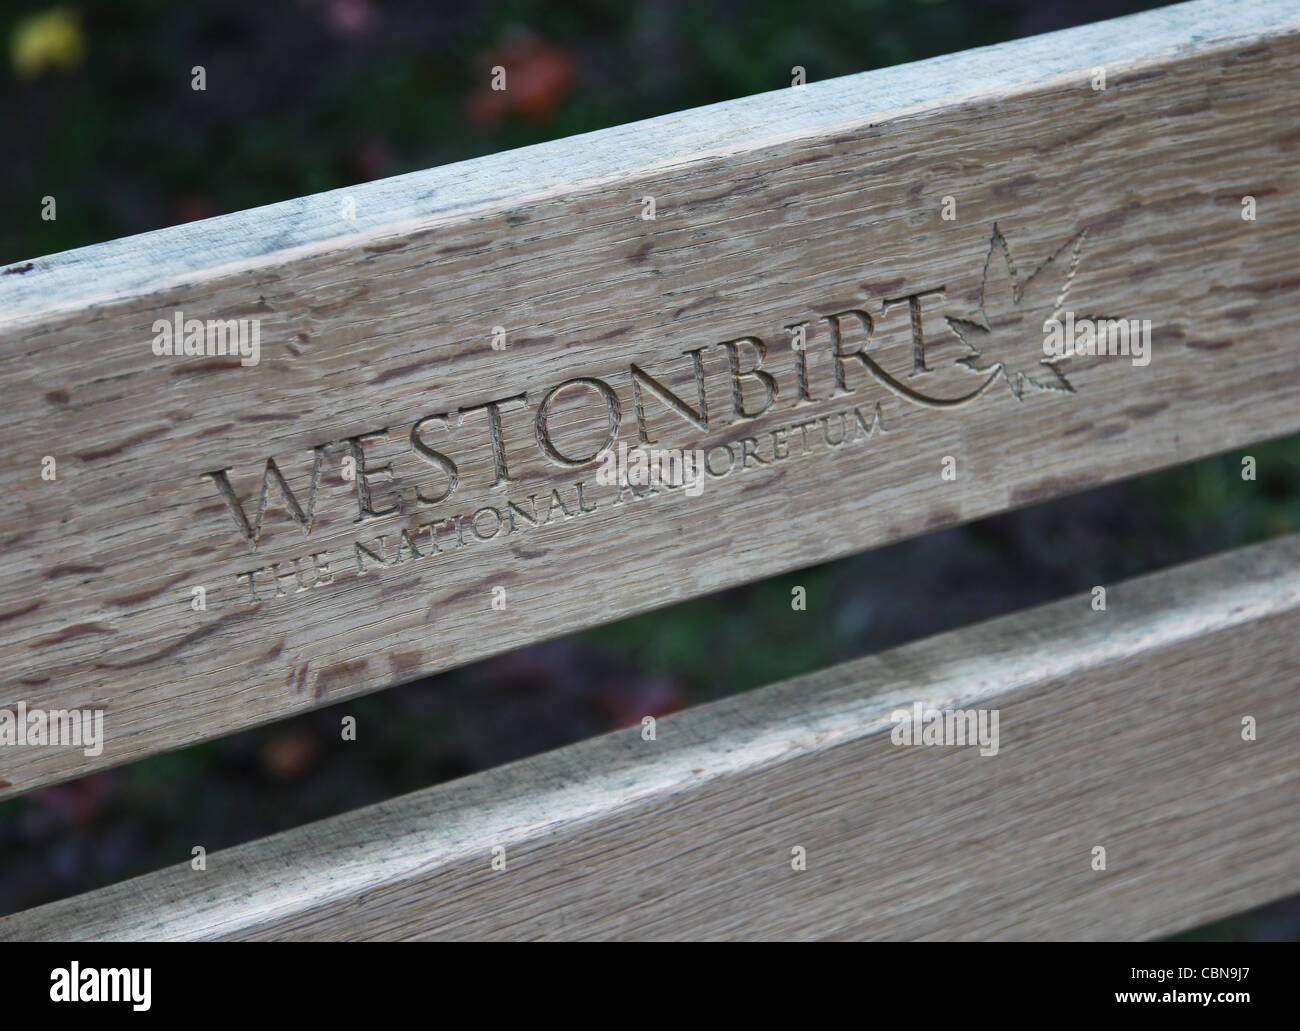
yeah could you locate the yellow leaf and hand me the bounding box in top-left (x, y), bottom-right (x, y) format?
top-left (11, 7), bottom-right (86, 80)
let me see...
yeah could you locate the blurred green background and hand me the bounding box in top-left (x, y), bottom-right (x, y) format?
top-left (2, 0), bottom-right (1296, 939)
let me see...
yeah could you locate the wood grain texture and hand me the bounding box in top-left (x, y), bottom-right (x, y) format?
top-left (4, 533), bottom-right (1298, 941)
top-left (2, 0), bottom-right (1300, 796)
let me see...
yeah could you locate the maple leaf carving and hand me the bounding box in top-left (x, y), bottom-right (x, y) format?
top-left (946, 223), bottom-right (1087, 401)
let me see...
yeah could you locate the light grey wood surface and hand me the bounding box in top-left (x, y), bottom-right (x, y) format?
top-left (1, 0), bottom-right (1298, 799)
top-left (4, 534), bottom-right (1297, 941)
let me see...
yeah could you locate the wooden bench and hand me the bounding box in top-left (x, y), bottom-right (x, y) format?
top-left (1, 0), bottom-right (1298, 940)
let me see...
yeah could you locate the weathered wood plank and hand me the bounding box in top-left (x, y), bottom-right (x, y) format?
top-left (2, 0), bottom-right (1299, 796)
top-left (5, 533), bottom-right (1298, 941)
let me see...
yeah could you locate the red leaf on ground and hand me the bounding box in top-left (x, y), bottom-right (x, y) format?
top-left (466, 30), bottom-right (576, 128)
top-left (598, 676), bottom-right (685, 729)
top-left (259, 729), bottom-right (320, 780)
top-left (171, 195), bottom-right (215, 225)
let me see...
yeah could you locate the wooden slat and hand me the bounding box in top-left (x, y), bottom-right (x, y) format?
top-left (4, 533), bottom-right (1298, 941)
top-left (3, 0), bottom-right (1300, 797)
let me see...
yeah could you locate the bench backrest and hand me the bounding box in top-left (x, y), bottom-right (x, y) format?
top-left (1, 0), bottom-right (1298, 939)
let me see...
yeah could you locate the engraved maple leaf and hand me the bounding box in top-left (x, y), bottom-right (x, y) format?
top-left (946, 223), bottom-right (1087, 401)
